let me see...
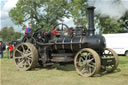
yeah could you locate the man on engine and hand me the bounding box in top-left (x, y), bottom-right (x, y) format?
top-left (24, 24), bottom-right (32, 36)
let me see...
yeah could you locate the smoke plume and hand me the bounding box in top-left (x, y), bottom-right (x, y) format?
top-left (88, 0), bottom-right (128, 20)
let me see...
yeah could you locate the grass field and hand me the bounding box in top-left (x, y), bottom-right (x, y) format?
top-left (0, 56), bottom-right (128, 85)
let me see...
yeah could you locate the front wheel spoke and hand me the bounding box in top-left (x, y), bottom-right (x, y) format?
top-left (81, 57), bottom-right (85, 62)
top-left (86, 53), bottom-right (89, 58)
top-left (108, 51), bottom-right (111, 55)
top-left (88, 64), bottom-right (95, 68)
top-left (88, 58), bottom-right (94, 63)
top-left (88, 67), bottom-right (92, 73)
top-left (86, 53), bottom-right (91, 58)
top-left (81, 67), bottom-right (86, 73)
top-left (81, 56), bottom-right (86, 61)
top-left (85, 56), bottom-right (88, 61)
top-left (79, 56), bottom-right (84, 63)
top-left (83, 60), bottom-right (87, 65)
top-left (91, 62), bottom-right (95, 66)
top-left (80, 65), bottom-right (87, 71)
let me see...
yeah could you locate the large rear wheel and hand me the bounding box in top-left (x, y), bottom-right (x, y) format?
top-left (13, 43), bottom-right (38, 71)
top-left (74, 48), bottom-right (101, 77)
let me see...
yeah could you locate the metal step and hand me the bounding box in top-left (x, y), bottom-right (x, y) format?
top-left (43, 63), bottom-right (54, 67)
top-left (51, 53), bottom-right (74, 57)
top-left (101, 57), bottom-right (115, 66)
top-left (51, 56), bottom-right (74, 62)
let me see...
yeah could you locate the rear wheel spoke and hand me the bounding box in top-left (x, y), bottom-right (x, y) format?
top-left (26, 48), bottom-right (31, 53)
top-left (27, 60), bottom-right (31, 66)
top-left (21, 45), bottom-right (25, 53)
top-left (18, 60), bottom-right (24, 68)
top-left (16, 49), bottom-right (23, 54)
top-left (14, 56), bottom-right (22, 59)
top-left (27, 56), bottom-right (32, 60)
top-left (26, 53), bottom-right (32, 57)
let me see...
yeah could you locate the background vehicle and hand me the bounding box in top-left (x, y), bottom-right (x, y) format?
top-left (103, 33), bottom-right (128, 56)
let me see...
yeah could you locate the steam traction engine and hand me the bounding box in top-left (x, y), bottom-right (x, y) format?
top-left (13, 7), bottom-right (118, 77)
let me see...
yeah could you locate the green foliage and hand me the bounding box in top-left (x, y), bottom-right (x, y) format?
top-left (9, 0), bottom-right (71, 31)
top-left (120, 12), bottom-right (128, 32)
top-left (9, 0), bottom-right (128, 33)
top-left (0, 27), bottom-right (21, 42)
top-left (97, 17), bottom-right (124, 34)
top-left (67, 0), bottom-right (88, 27)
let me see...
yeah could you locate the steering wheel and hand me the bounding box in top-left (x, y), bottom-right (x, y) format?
top-left (52, 23), bottom-right (70, 36)
top-left (33, 29), bottom-right (48, 43)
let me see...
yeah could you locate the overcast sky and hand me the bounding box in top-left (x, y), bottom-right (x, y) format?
top-left (0, 0), bottom-right (22, 32)
top-left (0, 0), bottom-right (75, 32)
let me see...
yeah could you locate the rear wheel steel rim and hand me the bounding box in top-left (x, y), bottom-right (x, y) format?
top-left (13, 43), bottom-right (38, 71)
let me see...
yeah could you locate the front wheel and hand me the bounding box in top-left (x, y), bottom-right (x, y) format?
top-left (102, 48), bottom-right (119, 73)
top-left (74, 48), bottom-right (101, 77)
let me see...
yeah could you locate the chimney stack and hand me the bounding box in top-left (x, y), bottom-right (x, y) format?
top-left (87, 6), bottom-right (95, 36)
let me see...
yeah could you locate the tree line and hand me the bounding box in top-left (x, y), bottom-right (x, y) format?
top-left (0, 27), bottom-right (21, 42)
top-left (6, 0), bottom-right (128, 34)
